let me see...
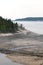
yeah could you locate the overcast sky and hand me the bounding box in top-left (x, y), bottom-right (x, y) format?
top-left (0, 0), bottom-right (43, 19)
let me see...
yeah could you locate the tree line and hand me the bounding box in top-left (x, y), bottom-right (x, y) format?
top-left (0, 16), bottom-right (18, 33)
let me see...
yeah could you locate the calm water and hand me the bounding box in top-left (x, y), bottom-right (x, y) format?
top-left (15, 21), bottom-right (43, 34)
top-left (0, 53), bottom-right (23, 65)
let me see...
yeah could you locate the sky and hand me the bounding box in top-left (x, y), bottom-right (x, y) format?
top-left (0, 0), bottom-right (43, 20)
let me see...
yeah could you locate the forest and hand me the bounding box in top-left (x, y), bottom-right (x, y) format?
top-left (0, 16), bottom-right (18, 33)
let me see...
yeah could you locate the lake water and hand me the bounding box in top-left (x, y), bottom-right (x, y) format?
top-left (0, 53), bottom-right (23, 65)
top-left (15, 21), bottom-right (43, 34)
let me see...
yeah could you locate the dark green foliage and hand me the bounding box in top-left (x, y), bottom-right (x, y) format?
top-left (15, 22), bottom-right (18, 30)
top-left (0, 16), bottom-right (18, 33)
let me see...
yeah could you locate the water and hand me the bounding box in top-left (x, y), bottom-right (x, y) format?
top-left (0, 53), bottom-right (23, 65)
top-left (15, 21), bottom-right (43, 34)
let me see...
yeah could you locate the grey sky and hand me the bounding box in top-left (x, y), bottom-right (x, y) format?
top-left (0, 0), bottom-right (43, 19)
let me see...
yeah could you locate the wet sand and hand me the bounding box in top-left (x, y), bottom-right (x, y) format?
top-left (7, 54), bottom-right (43, 65)
top-left (0, 30), bottom-right (43, 65)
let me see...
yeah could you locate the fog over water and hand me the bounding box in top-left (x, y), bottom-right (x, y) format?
top-left (16, 21), bottom-right (43, 34)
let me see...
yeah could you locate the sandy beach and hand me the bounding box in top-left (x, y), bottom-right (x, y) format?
top-left (0, 30), bottom-right (43, 65)
top-left (7, 54), bottom-right (43, 65)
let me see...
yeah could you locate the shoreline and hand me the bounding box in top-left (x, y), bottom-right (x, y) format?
top-left (0, 48), bottom-right (43, 65)
top-left (7, 53), bottom-right (43, 65)
top-left (0, 30), bottom-right (43, 65)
